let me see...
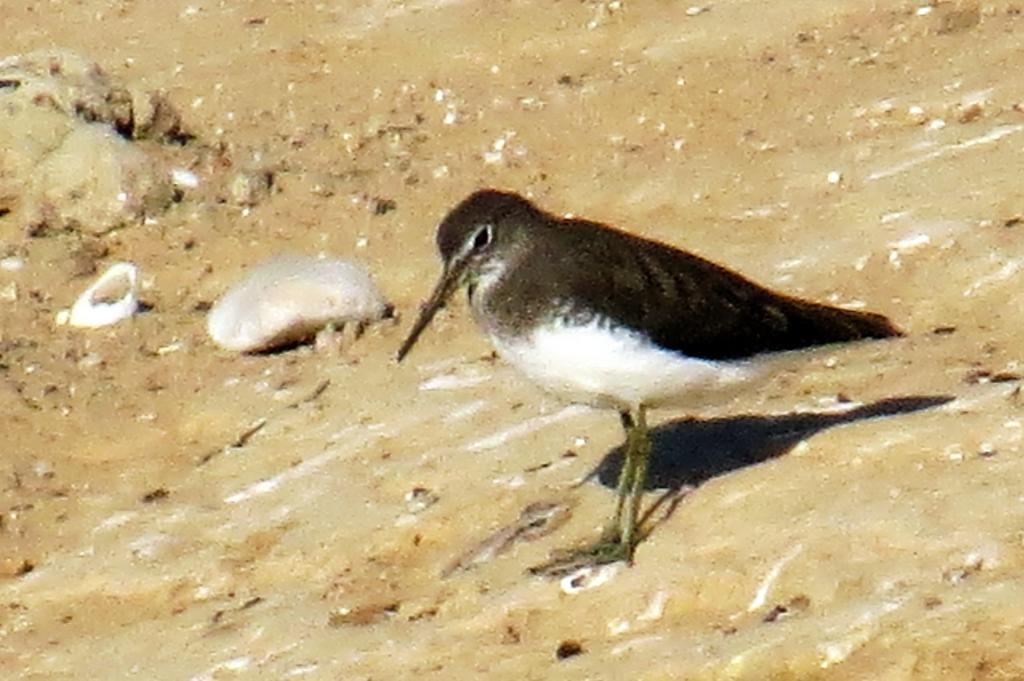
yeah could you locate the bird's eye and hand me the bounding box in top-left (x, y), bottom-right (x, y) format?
top-left (472, 224), bottom-right (494, 251)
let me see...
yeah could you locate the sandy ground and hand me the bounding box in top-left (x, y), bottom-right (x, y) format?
top-left (4, 0), bottom-right (1024, 678)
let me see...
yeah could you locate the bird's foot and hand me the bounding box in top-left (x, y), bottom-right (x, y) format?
top-left (527, 537), bottom-right (632, 578)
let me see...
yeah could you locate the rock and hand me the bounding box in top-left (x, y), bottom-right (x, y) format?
top-left (28, 124), bottom-right (175, 235)
top-left (206, 255), bottom-right (390, 353)
top-left (228, 168), bottom-right (274, 207)
top-left (128, 89), bottom-right (189, 143)
top-left (0, 50), bottom-right (186, 237)
top-left (0, 50), bottom-right (187, 142)
top-left (0, 50), bottom-right (135, 135)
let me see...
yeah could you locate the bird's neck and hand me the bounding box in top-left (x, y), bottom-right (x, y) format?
top-left (467, 257), bottom-right (510, 312)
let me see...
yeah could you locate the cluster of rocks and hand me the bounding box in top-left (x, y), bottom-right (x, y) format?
top-left (0, 50), bottom-right (187, 237)
top-left (2, 50), bottom-right (390, 351)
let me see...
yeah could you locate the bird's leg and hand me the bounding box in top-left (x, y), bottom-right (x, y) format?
top-left (620, 405), bottom-right (650, 561)
top-left (529, 409), bottom-right (640, 576)
top-left (600, 410), bottom-right (637, 543)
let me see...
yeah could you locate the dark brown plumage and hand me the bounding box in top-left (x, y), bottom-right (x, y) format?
top-left (433, 189), bottom-right (901, 361)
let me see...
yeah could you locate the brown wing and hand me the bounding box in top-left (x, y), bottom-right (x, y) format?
top-left (531, 219), bottom-right (901, 361)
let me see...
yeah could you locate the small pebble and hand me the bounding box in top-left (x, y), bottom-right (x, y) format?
top-left (907, 106), bottom-right (927, 126)
top-left (0, 256), bottom-right (25, 271)
top-left (404, 486), bottom-right (439, 513)
top-left (958, 101), bottom-right (984, 123)
top-left (170, 168), bottom-right (200, 189)
top-left (555, 640), bottom-right (584, 660)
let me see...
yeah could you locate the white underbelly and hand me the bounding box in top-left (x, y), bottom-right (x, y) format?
top-left (490, 320), bottom-right (760, 410)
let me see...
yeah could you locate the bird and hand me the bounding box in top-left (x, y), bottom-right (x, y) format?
top-left (397, 189), bottom-right (902, 570)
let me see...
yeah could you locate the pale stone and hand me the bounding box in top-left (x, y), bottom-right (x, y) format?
top-left (207, 255), bottom-right (389, 352)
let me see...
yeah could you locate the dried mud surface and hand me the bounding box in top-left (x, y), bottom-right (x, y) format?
top-left (4, 1), bottom-right (1024, 679)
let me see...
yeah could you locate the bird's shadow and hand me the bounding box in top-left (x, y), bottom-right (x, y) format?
top-left (588, 395), bottom-right (953, 514)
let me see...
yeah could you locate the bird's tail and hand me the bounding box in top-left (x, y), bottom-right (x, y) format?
top-left (785, 298), bottom-right (904, 345)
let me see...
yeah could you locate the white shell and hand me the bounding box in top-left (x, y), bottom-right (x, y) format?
top-left (66, 262), bottom-right (140, 328)
top-left (170, 167), bottom-right (200, 189)
top-left (206, 254), bottom-right (388, 352)
top-left (559, 563), bottom-right (622, 594)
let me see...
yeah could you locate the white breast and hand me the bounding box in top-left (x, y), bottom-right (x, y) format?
top-left (490, 318), bottom-right (760, 411)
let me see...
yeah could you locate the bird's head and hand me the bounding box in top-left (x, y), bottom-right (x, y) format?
top-left (397, 190), bottom-right (540, 361)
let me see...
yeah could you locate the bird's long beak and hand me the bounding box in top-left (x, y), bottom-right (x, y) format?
top-left (396, 259), bottom-right (467, 362)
